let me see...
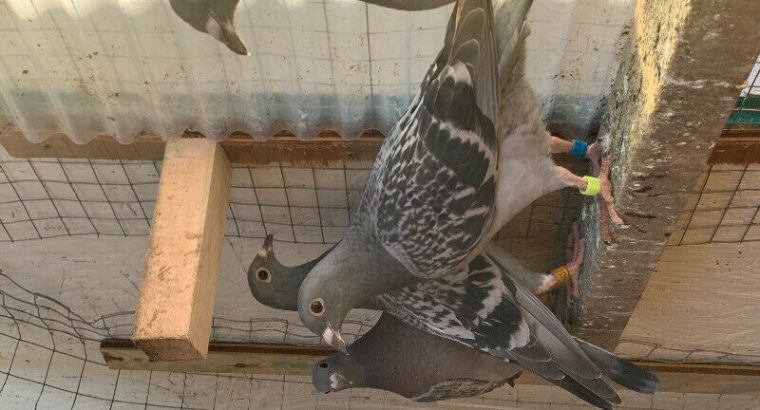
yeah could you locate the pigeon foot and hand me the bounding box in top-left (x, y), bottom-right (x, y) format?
top-left (563, 222), bottom-right (585, 304)
top-left (586, 143), bottom-right (629, 243)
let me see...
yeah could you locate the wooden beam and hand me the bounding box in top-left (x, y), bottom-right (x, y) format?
top-left (131, 137), bottom-right (232, 361)
top-left (618, 242), bottom-right (760, 366)
top-left (0, 129), bottom-right (384, 167)
top-left (708, 135), bottom-right (760, 164)
top-left (572, 0), bottom-right (760, 350)
top-left (3, 126), bottom-right (760, 166)
top-left (100, 339), bottom-right (760, 394)
top-left (101, 339), bottom-right (329, 376)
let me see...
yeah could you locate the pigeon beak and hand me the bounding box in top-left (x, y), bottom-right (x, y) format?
top-left (329, 373), bottom-right (349, 390)
top-left (322, 326), bottom-right (347, 354)
top-left (206, 12), bottom-right (250, 56)
top-left (258, 234), bottom-right (274, 260)
top-left (220, 26), bottom-right (250, 56)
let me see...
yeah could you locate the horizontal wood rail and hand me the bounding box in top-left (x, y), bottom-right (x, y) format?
top-left (1, 128), bottom-right (756, 165)
top-left (101, 339), bottom-right (760, 394)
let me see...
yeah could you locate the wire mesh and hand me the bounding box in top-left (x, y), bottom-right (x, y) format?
top-left (669, 163), bottom-right (760, 246)
top-left (0, 157), bottom-right (585, 247)
top-left (4, 267), bottom-right (758, 410)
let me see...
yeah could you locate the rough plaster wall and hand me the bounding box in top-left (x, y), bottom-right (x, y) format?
top-left (572, 0), bottom-right (760, 348)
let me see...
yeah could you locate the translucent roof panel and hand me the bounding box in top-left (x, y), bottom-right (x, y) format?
top-left (0, 0), bottom-right (637, 143)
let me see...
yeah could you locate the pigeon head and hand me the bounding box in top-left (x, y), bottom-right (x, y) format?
top-left (169, 0), bottom-right (249, 55)
top-left (248, 236), bottom-right (338, 311)
top-left (297, 267), bottom-right (349, 354)
top-left (312, 354), bottom-right (365, 393)
top-left (297, 237), bottom-right (415, 353)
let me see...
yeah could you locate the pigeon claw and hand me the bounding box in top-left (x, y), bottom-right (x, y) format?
top-left (586, 143), bottom-right (628, 243)
top-left (564, 222), bottom-right (585, 305)
top-left (323, 326), bottom-right (347, 354)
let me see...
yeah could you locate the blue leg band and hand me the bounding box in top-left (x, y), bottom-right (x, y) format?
top-left (570, 140), bottom-right (588, 158)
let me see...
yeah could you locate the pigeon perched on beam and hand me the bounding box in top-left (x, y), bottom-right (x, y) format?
top-left (298, 0), bottom-right (626, 352)
top-left (169, 0), bottom-right (249, 55)
top-left (248, 236), bottom-right (659, 408)
top-left (298, 0), bottom-right (501, 353)
top-left (312, 312), bottom-right (523, 402)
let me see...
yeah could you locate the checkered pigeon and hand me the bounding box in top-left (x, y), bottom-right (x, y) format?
top-left (312, 312), bottom-right (522, 402)
top-left (249, 238), bottom-right (659, 408)
top-left (297, 0), bottom-right (501, 352)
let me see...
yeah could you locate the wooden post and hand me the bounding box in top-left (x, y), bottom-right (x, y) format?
top-left (131, 137), bottom-right (232, 361)
top-left (572, 0), bottom-right (760, 349)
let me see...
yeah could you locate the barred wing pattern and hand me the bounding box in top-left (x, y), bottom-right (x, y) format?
top-left (365, 0), bottom-right (500, 278)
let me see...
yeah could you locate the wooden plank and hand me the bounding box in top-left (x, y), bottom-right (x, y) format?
top-left (131, 138), bottom-right (232, 361)
top-left (708, 136), bottom-right (760, 164)
top-left (618, 242), bottom-right (760, 364)
top-left (101, 339), bottom-right (329, 376)
top-left (572, 0), bottom-right (760, 349)
top-left (100, 339), bottom-right (760, 394)
top-left (0, 129), bottom-right (384, 166)
top-left (4, 126), bottom-right (760, 166)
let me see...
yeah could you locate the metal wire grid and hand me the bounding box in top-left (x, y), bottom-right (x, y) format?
top-left (0, 157), bottom-right (584, 246)
top-left (669, 163), bottom-right (760, 246)
top-left (4, 268), bottom-right (755, 410)
top-left (0, 268), bottom-right (388, 409)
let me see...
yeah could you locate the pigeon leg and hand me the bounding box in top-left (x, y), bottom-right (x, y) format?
top-left (554, 155), bottom-right (628, 243)
top-left (549, 136), bottom-right (573, 154)
top-left (531, 222), bottom-right (584, 302)
top-left (564, 222), bottom-right (585, 302)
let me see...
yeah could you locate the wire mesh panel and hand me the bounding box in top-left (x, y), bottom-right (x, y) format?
top-left (4, 267), bottom-right (757, 410)
top-left (670, 164), bottom-right (760, 246)
top-left (0, 157), bottom-right (585, 247)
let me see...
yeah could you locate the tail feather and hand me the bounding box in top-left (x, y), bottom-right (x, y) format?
top-left (493, 0), bottom-right (533, 78)
top-left (549, 375), bottom-right (614, 410)
top-left (575, 338), bottom-right (660, 394)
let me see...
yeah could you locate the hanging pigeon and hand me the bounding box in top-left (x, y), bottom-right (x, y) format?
top-left (298, 0), bottom-right (501, 353)
top-left (297, 0), bottom-right (626, 351)
top-left (169, 0), bottom-right (249, 55)
top-left (249, 232), bottom-right (579, 313)
top-left (248, 236), bottom-right (658, 408)
top-left (312, 312), bottom-right (523, 402)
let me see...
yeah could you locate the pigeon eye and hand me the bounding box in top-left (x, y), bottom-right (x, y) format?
top-left (255, 268), bottom-right (271, 283)
top-left (309, 299), bottom-right (324, 316)
top-left (319, 362), bottom-right (329, 369)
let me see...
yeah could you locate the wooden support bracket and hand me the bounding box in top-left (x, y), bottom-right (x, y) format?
top-left (131, 137), bottom-right (232, 361)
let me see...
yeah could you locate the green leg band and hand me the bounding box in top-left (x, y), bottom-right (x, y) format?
top-left (580, 176), bottom-right (601, 196)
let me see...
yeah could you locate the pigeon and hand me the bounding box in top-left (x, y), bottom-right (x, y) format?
top-left (298, 0), bottom-right (626, 351)
top-left (169, 0), bottom-right (249, 55)
top-left (312, 312), bottom-right (523, 402)
top-left (360, 0), bottom-right (456, 10)
top-left (248, 236), bottom-right (659, 408)
top-left (313, 313), bottom-right (656, 406)
top-left (249, 233), bottom-right (578, 312)
top-left (298, 0), bottom-right (501, 353)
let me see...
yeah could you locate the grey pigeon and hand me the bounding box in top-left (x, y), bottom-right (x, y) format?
top-left (359, 0), bottom-right (455, 10)
top-left (248, 237), bottom-right (659, 409)
top-left (297, 0), bottom-right (627, 351)
top-left (312, 312), bottom-right (523, 402)
top-left (169, 0), bottom-right (249, 55)
top-left (298, 0), bottom-right (501, 353)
